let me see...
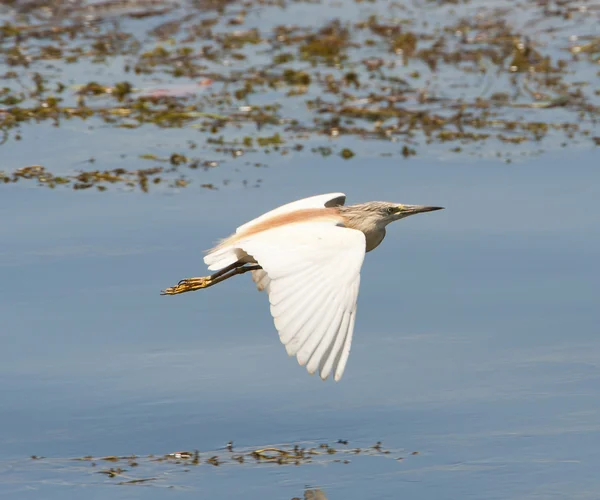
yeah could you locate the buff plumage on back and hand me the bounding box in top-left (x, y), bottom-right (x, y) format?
top-left (203, 193), bottom-right (346, 271)
top-left (202, 193), bottom-right (366, 381)
top-left (235, 192), bottom-right (346, 234)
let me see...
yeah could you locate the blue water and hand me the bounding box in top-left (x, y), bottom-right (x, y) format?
top-left (2, 147), bottom-right (599, 498)
top-left (2, 0), bottom-right (599, 496)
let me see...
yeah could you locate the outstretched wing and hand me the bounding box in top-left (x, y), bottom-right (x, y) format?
top-left (238, 220), bottom-right (365, 381)
top-left (204, 192), bottom-right (346, 278)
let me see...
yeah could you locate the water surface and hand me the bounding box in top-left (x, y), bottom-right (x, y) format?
top-left (2, 148), bottom-right (600, 498)
top-left (1, 0), bottom-right (599, 498)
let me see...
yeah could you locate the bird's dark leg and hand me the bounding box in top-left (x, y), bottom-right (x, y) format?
top-left (161, 263), bottom-right (262, 296)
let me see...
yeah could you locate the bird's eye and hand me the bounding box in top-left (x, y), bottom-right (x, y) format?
top-left (386, 207), bottom-right (396, 215)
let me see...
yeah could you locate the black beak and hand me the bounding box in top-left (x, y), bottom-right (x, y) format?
top-left (402, 205), bottom-right (444, 214)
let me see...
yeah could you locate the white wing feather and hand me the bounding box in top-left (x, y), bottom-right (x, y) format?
top-left (204, 192), bottom-right (346, 275)
top-left (251, 269), bottom-right (270, 292)
top-left (238, 220), bottom-right (365, 381)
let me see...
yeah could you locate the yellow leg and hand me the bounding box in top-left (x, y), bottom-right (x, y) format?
top-left (161, 263), bottom-right (262, 296)
top-left (161, 277), bottom-right (212, 295)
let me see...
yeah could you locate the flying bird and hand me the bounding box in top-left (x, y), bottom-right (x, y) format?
top-left (162, 193), bottom-right (443, 381)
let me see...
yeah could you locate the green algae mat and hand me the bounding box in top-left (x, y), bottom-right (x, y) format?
top-left (1, 0), bottom-right (598, 192)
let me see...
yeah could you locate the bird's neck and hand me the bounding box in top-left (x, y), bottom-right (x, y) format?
top-left (338, 207), bottom-right (387, 252)
top-left (364, 227), bottom-right (386, 252)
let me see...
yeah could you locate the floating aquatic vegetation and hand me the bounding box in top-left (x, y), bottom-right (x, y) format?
top-left (17, 440), bottom-right (416, 490)
top-left (0, 0), bottom-right (598, 192)
top-left (0, 161), bottom-right (228, 192)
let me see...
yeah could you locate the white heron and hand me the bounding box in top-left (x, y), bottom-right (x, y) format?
top-left (162, 193), bottom-right (443, 381)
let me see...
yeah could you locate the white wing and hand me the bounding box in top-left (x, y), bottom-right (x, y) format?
top-left (251, 269), bottom-right (271, 293)
top-left (204, 192), bottom-right (346, 278)
top-left (238, 220), bottom-right (365, 381)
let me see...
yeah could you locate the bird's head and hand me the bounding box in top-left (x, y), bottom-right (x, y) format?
top-left (342, 201), bottom-right (444, 230)
top-left (376, 201), bottom-right (444, 224)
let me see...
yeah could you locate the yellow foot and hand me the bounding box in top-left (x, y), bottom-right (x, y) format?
top-left (161, 276), bottom-right (212, 295)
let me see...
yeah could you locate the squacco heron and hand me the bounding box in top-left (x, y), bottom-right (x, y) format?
top-left (162, 193), bottom-right (443, 381)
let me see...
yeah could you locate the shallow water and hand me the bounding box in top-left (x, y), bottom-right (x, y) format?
top-left (2, 148), bottom-right (600, 498)
top-left (1, 0), bottom-right (600, 498)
